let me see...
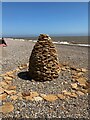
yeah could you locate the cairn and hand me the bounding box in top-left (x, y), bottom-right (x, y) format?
top-left (28, 34), bottom-right (60, 81)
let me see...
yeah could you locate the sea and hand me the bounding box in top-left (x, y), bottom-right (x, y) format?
top-left (2, 36), bottom-right (90, 47)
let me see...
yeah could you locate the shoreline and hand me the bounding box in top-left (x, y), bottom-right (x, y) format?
top-left (4, 38), bottom-right (90, 47)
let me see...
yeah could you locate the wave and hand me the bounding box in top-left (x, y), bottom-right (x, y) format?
top-left (32, 40), bottom-right (90, 47)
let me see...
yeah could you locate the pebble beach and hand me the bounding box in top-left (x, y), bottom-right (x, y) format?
top-left (0, 38), bottom-right (89, 119)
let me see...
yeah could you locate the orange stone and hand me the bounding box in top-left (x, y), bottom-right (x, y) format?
top-left (17, 92), bottom-right (23, 100)
top-left (81, 68), bottom-right (87, 72)
top-left (6, 71), bottom-right (14, 75)
top-left (0, 74), bottom-right (6, 77)
top-left (5, 80), bottom-right (12, 84)
top-left (30, 91), bottom-right (39, 98)
top-left (71, 83), bottom-right (78, 90)
top-left (22, 91), bottom-right (39, 101)
top-left (57, 94), bottom-right (66, 100)
top-left (7, 86), bottom-right (16, 90)
top-left (10, 95), bottom-right (18, 100)
top-left (0, 93), bottom-right (7, 100)
top-left (40, 94), bottom-right (58, 102)
top-left (3, 76), bottom-right (13, 81)
top-left (0, 102), bottom-right (14, 113)
top-left (77, 72), bottom-right (83, 77)
top-left (33, 96), bottom-right (43, 101)
top-left (69, 92), bottom-right (77, 98)
top-left (76, 91), bottom-right (85, 96)
top-left (62, 90), bottom-right (77, 98)
top-left (0, 87), bottom-right (4, 94)
top-left (4, 90), bottom-right (16, 95)
top-left (24, 96), bottom-right (34, 101)
top-left (76, 77), bottom-right (87, 87)
top-left (0, 81), bottom-right (9, 89)
top-left (8, 74), bottom-right (16, 79)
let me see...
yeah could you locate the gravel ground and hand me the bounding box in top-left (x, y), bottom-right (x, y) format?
top-left (1, 39), bottom-right (90, 119)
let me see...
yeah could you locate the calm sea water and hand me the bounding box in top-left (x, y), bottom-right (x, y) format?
top-left (7, 36), bottom-right (89, 47)
top-left (24, 36), bottom-right (88, 44)
top-left (2, 36), bottom-right (89, 47)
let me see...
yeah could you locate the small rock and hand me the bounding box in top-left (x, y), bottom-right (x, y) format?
top-left (0, 87), bottom-right (4, 94)
top-left (5, 80), bottom-right (12, 85)
top-left (60, 106), bottom-right (66, 110)
top-left (8, 74), bottom-right (16, 79)
top-left (81, 68), bottom-right (87, 73)
top-left (23, 91), bottom-right (39, 101)
top-left (76, 77), bottom-right (87, 87)
top-left (69, 92), bottom-right (77, 98)
top-left (3, 76), bottom-right (13, 81)
top-left (76, 91), bottom-right (85, 96)
top-left (0, 102), bottom-right (14, 113)
top-left (17, 92), bottom-right (23, 100)
top-left (61, 67), bottom-right (66, 71)
top-left (87, 88), bottom-right (90, 94)
top-left (57, 94), bottom-right (66, 100)
top-left (30, 91), bottom-right (39, 98)
top-left (6, 71), bottom-right (14, 75)
top-left (4, 90), bottom-right (16, 95)
top-left (24, 96), bottom-right (34, 101)
top-left (85, 82), bottom-right (90, 88)
top-left (7, 86), bottom-right (16, 90)
top-left (76, 68), bottom-right (81, 72)
top-left (18, 64), bottom-right (28, 70)
top-left (0, 74), bottom-right (6, 77)
top-left (62, 90), bottom-right (77, 98)
top-left (15, 68), bottom-right (20, 72)
top-left (70, 66), bottom-right (77, 70)
top-left (71, 83), bottom-right (78, 90)
top-left (80, 89), bottom-right (88, 94)
top-left (40, 94), bottom-right (58, 102)
top-left (22, 91), bottom-right (30, 97)
top-left (33, 96), bottom-right (43, 101)
top-left (0, 93), bottom-right (7, 101)
top-left (63, 91), bottom-right (71, 96)
top-left (62, 90), bottom-right (67, 93)
top-left (10, 95), bottom-right (18, 100)
top-left (62, 62), bottom-right (68, 66)
top-left (72, 75), bottom-right (79, 79)
top-left (77, 72), bottom-right (83, 77)
top-left (65, 66), bottom-right (70, 69)
top-left (0, 81), bottom-right (9, 89)
top-left (71, 70), bottom-right (77, 76)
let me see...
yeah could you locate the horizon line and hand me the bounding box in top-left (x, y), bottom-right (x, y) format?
top-left (1, 35), bottom-right (88, 38)
top-left (1, 33), bottom-right (88, 37)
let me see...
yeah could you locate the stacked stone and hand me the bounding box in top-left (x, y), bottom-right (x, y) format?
top-left (28, 34), bottom-right (60, 81)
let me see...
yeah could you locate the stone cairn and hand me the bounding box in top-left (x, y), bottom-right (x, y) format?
top-left (28, 34), bottom-right (60, 81)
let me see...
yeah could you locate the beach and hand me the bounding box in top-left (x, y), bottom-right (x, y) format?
top-left (0, 39), bottom-right (89, 119)
top-left (2, 38), bottom-right (88, 73)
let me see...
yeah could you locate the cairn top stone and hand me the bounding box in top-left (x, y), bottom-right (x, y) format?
top-left (38, 34), bottom-right (51, 40)
top-left (40, 34), bottom-right (49, 37)
top-left (28, 34), bottom-right (60, 81)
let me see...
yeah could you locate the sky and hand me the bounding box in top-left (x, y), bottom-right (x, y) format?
top-left (1, 2), bottom-right (88, 37)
